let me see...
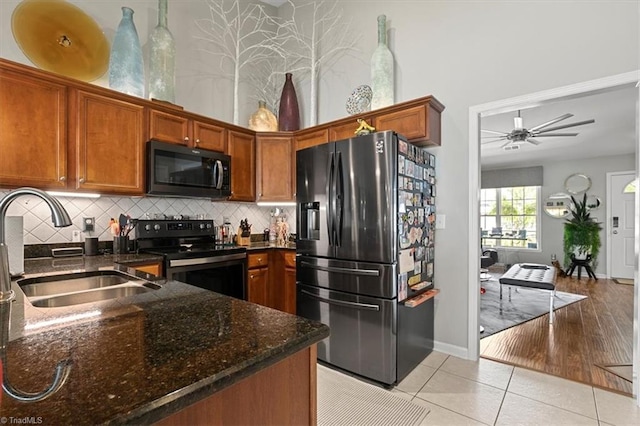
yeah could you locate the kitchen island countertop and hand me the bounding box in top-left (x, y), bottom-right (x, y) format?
top-left (1, 254), bottom-right (328, 425)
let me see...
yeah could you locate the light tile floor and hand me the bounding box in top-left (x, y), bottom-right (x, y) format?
top-left (331, 351), bottom-right (640, 425)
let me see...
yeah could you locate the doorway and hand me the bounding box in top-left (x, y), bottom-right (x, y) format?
top-left (467, 71), bottom-right (640, 401)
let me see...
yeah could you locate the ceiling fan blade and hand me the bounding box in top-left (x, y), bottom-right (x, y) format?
top-left (530, 132), bottom-right (579, 137)
top-left (536, 119), bottom-right (595, 133)
top-left (525, 138), bottom-right (541, 145)
top-left (528, 113), bottom-right (574, 132)
top-left (481, 129), bottom-right (509, 135)
top-left (482, 137), bottom-right (508, 144)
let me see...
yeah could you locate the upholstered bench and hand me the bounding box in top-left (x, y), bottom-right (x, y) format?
top-left (499, 263), bottom-right (558, 323)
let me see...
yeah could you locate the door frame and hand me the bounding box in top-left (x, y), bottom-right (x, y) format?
top-left (467, 70), bottom-right (640, 402)
top-left (607, 170), bottom-right (636, 279)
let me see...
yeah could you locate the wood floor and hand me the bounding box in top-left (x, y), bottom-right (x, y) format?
top-left (480, 274), bottom-right (635, 395)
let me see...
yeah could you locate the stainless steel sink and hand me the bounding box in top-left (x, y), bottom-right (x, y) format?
top-left (17, 270), bottom-right (161, 308)
top-left (30, 285), bottom-right (154, 308)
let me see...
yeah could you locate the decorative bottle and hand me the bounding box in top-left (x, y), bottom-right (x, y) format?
top-left (249, 101), bottom-right (278, 132)
top-left (278, 73), bottom-right (300, 131)
top-left (148, 0), bottom-right (176, 103)
top-left (370, 15), bottom-right (394, 110)
top-left (109, 7), bottom-right (145, 98)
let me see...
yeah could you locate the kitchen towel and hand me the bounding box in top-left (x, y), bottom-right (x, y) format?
top-left (6, 216), bottom-right (24, 276)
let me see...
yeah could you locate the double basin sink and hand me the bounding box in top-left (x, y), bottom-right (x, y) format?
top-left (18, 270), bottom-right (161, 308)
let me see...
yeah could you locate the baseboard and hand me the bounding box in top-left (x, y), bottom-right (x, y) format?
top-left (433, 340), bottom-right (470, 360)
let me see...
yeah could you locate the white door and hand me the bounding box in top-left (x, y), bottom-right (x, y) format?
top-left (609, 171), bottom-right (635, 279)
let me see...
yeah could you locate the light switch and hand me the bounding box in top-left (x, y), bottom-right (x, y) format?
top-left (435, 214), bottom-right (445, 229)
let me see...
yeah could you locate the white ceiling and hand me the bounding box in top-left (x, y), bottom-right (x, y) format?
top-left (480, 85), bottom-right (637, 169)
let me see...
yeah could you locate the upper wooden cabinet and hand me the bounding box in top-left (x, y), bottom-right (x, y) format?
top-left (70, 90), bottom-right (146, 195)
top-left (294, 128), bottom-right (329, 151)
top-left (256, 134), bottom-right (295, 202)
top-left (149, 109), bottom-right (226, 152)
top-left (227, 130), bottom-right (256, 201)
top-left (0, 66), bottom-right (68, 189)
top-left (295, 96), bottom-right (444, 150)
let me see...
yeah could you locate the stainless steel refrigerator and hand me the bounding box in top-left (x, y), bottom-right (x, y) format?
top-left (296, 130), bottom-right (436, 386)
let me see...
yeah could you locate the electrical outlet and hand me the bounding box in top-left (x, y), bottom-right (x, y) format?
top-left (72, 230), bottom-right (82, 242)
top-left (83, 217), bottom-right (95, 232)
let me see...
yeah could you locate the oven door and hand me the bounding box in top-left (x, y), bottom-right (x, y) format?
top-left (165, 252), bottom-right (247, 300)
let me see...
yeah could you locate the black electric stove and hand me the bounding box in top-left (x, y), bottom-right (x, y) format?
top-left (136, 219), bottom-right (247, 299)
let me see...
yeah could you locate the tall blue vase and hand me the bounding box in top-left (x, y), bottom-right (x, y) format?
top-left (109, 7), bottom-right (144, 97)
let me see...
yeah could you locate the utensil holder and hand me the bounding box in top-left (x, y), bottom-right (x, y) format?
top-left (85, 237), bottom-right (99, 256)
top-left (113, 236), bottom-right (129, 254)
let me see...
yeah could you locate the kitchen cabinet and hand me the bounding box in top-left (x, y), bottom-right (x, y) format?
top-left (295, 96), bottom-right (444, 150)
top-left (69, 90), bottom-right (146, 195)
top-left (131, 262), bottom-right (163, 277)
top-left (0, 66), bottom-right (67, 189)
top-left (149, 109), bottom-right (226, 152)
top-left (295, 128), bottom-right (329, 151)
top-left (227, 130), bottom-right (256, 201)
top-left (247, 251), bottom-right (269, 306)
top-left (271, 250), bottom-right (297, 315)
top-left (256, 134), bottom-right (295, 202)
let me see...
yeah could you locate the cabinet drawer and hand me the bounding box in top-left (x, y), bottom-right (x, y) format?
top-left (248, 252), bottom-right (270, 269)
top-left (283, 251), bottom-right (296, 269)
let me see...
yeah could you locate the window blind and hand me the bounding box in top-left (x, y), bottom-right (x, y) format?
top-left (481, 166), bottom-right (543, 189)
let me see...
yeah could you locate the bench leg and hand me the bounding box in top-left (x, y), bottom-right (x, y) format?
top-left (549, 289), bottom-right (555, 324)
top-left (499, 283), bottom-right (502, 300)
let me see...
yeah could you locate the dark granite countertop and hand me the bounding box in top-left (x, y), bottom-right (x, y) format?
top-left (0, 253), bottom-right (328, 425)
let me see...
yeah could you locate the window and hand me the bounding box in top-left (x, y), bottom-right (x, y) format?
top-left (481, 186), bottom-right (540, 249)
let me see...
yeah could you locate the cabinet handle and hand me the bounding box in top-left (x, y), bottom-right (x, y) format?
top-left (258, 258), bottom-right (262, 263)
top-left (195, 139), bottom-right (200, 146)
top-left (250, 274), bottom-right (255, 279)
top-left (59, 176), bottom-right (66, 182)
top-left (184, 137), bottom-right (190, 142)
top-left (79, 178), bottom-right (85, 183)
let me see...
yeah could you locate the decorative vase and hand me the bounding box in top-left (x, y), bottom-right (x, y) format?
top-left (109, 7), bottom-right (144, 98)
top-left (249, 100), bottom-right (278, 132)
top-left (148, 0), bottom-right (176, 102)
top-left (370, 15), bottom-right (394, 110)
top-left (278, 73), bottom-right (300, 131)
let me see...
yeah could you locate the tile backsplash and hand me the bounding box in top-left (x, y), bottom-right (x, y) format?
top-left (0, 191), bottom-right (296, 245)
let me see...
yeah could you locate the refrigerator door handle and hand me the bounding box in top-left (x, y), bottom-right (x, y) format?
top-left (300, 289), bottom-right (381, 311)
top-left (299, 261), bottom-right (380, 276)
top-left (326, 153), bottom-right (335, 246)
top-left (335, 152), bottom-right (344, 247)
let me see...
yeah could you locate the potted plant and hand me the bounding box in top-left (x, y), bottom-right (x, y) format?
top-left (563, 193), bottom-right (603, 268)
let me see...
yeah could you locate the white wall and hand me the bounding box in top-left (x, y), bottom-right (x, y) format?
top-left (1, 0), bottom-right (638, 355)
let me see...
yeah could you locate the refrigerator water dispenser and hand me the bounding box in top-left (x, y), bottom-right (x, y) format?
top-left (299, 202), bottom-right (320, 240)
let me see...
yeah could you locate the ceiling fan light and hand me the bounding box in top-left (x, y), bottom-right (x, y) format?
top-left (513, 116), bottom-right (524, 130)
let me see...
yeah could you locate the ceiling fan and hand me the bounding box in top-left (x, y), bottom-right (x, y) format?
top-left (482, 110), bottom-right (595, 151)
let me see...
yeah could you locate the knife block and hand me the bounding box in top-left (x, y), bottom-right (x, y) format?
top-left (236, 227), bottom-right (251, 246)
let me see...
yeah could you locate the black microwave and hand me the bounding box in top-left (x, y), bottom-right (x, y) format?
top-left (147, 140), bottom-right (231, 199)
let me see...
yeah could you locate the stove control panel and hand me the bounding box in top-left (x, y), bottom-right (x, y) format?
top-left (136, 219), bottom-right (215, 239)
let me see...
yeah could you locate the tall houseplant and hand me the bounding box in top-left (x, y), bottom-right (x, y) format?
top-left (563, 193), bottom-right (602, 268)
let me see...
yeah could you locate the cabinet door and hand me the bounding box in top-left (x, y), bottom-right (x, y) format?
top-left (329, 118), bottom-right (372, 142)
top-left (295, 128), bottom-right (328, 151)
top-left (256, 135), bottom-right (295, 202)
top-left (227, 130), bottom-right (256, 201)
top-left (193, 120), bottom-right (226, 152)
top-left (72, 90), bottom-right (146, 195)
top-left (282, 266), bottom-right (297, 315)
top-left (0, 69), bottom-right (67, 188)
top-left (248, 267), bottom-right (269, 306)
top-left (149, 109), bottom-right (190, 145)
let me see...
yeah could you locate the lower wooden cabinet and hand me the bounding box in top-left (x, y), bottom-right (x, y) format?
top-left (247, 251), bottom-right (269, 305)
top-left (131, 262), bottom-right (163, 277)
top-left (246, 250), bottom-right (296, 314)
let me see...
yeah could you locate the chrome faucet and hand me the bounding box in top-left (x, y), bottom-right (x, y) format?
top-left (0, 188), bottom-right (72, 303)
top-left (0, 188), bottom-right (73, 401)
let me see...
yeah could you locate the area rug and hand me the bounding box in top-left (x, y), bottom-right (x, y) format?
top-left (614, 278), bottom-right (634, 285)
top-left (596, 364), bottom-right (633, 383)
top-left (480, 275), bottom-right (587, 338)
top-left (317, 364), bottom-right (429, 426)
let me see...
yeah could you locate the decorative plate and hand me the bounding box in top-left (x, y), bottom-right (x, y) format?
top-left (345, 85), bottom-right (373, 115)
